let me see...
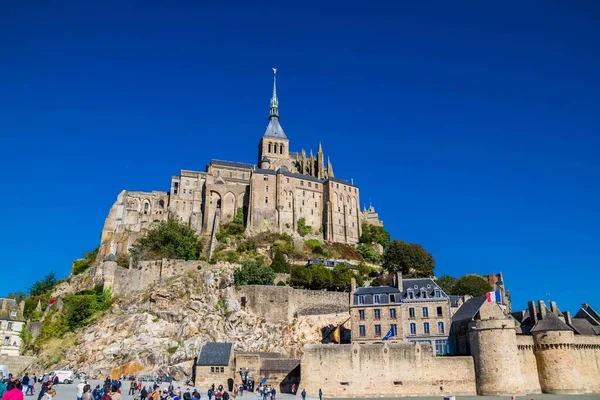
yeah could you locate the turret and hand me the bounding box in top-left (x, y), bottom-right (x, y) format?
top-left (468, 304), bottom-right (525, 395)
top-left (531, 300), bottom-right (581, 394)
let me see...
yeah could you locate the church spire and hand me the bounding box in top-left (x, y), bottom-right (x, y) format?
top-left (269, 67), bottom-right (279, 119)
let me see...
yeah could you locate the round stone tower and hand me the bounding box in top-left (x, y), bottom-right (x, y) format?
top-left (469, 317), bottom-right (524, 395)
top-left (531, 316), bottom-right (580, 393)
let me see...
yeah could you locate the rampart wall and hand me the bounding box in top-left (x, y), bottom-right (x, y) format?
top-left (300, 343), bottom-right (476, 397)
top-left (238, 286), bottom-right (349, 324)
top-left (516, 335), bottom-right (541, 394)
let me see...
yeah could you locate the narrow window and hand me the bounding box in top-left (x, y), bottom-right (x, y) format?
top-left (301, 181), bottom-right (304, 186)
top-left (438, 321), bottom-right (445, 334)
top-left (374, 325), bottom-right (381, 337)
top-left (390, 324), bottom-right (397, 337)
top-left (409, 307), bottom-right (415, 318)
top-left (315, 184), bottom-right (318, 189)
top-left (242, 173), bottom-right (245, 180)
top-left (374, 309), bottom-right (381, 320)
top-left (264, 175), bottom-right (268, 181)
top-left (390, 294), bottom-right (395, 302)
top-left (336, 184), bottom-right (339, 189)
top-left (390, 308), bottom-right (396, 319)
top-left (266, 186), bottom-right (269, 192)
top-left (229, 171), bottom-right (233, 178)
top-left (303, 191), bottom-right (305, 196)
top-left (220, 367), bottom-right (224, 373)
top-left (144, 202), bottom-right (149, 215)
top-left (315, 202), bottom-right (317, 207)
top-left (308, 182), bottom-right (312, 187)
top-left (268, 143), bottom-right (272, 153)
top-left (159, 200), bottom-right (164, 209)
top-left (265, 197), bottom-right (268, 204)
top-left (421, 290), bottom-right (427, 298)
top-left (437, 306), bottom-right (443, 317)
top-left (300, 207), bottom-right (302, 212)
top-left (359, 325), bottom-right (366, 337)
top-left (183, 189), bottom-right (186, 194)
top-left (302, 200), bottom-right (305, 206)
top-left (408, 291), bottom-right (414, 300)
top-left (286, 178), bottom-right (290, 183)
top-left (410, 323), bottom-right (416, 335)
top-left (7, 322), bottom-right (12, 331)
top-left (435, 290), bottom-right (441, 298)
top-left (422, 307), bottom-right (429, 318)
top-left (311, 209), bottom-right (313, 215)
top-left (374, 295), bottom-right (380, 304)
top-left (280, 144), bottom-right (284, 154)
top-left (424, 322), bottom-right (430, 334)
top-left (357, 295), bottom-right (365, 305)
top-left (288, 202), bottom-right (291, 208)
top-left (359, 310), bottom-right (365, 320)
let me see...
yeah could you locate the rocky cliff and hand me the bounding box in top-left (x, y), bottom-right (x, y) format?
top-left (41, 267), bottom-right (347, 380)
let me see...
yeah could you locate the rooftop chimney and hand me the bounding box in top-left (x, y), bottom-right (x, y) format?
top-left (528, 301), bottom-right (538, 325)
top-left (396, 271), bottom-right (403, 291)
top-left (538, 300), bottom-right (548, 319)
top-left (350, 277), bottom-right (357, 293)
top-left (565, 311), bottom-right (573, 327)
top-left (550, 301), bottom-right (559, 316)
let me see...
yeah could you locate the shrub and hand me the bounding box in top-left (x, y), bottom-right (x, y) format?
top-left (130, 220), bottom-right (204, 261)
top-left (357, 244), bottom-right (380, 263)
top-left (217, 208), bottom-right (246, 242)
top-left (116, 254), bottom-right (130, 268)
top-left (237, 240), bottom-right (257, 253)
top-left (72, 248), bottom-right (99, 276)
top-left (304, 239), bottom-right (327, 257)
top-left (276, 281), bottom-right (286, 286)
top-left (234, 260), bottom-right (275, 286)
top-left (360, 224), bottom-right (391, 248)
top-left (297, 218), bottom-right (312, 237)
top-left (270, 248), bottom-right (290, 273)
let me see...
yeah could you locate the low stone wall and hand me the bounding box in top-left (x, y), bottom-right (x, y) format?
top-left (238, 286), bottom-right (349, 323)
top-left (572, 335), bottom-right (600, 393)
top-left (0, 355), bottom-right (38, 374)
top-left (300, 343), bottom-right (476, 397)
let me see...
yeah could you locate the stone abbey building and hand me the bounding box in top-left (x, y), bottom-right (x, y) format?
top-left (100, 70), bottom-right (381, 259)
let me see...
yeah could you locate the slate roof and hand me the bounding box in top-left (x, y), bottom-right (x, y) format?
top-left (263, 118), bottom-right (287, 139)
top-left (354, 286), bottom-right (401, 295)
top-left (400, 278), bottom-right (447, 301)
top-left (530, 312), bottom-right (573, 333)
top-left (569, 318), bottom-right (599, 336)
top-left (451, 296), bottom-right (487, 324)
top-left (576, 304), bottom-right (600, 326)
top-left (197, 343), bottom-right (233, 366)
top-left (261, 359), bottom-right (300, 372)
top-left (210, 160), bottom-right (256, 170)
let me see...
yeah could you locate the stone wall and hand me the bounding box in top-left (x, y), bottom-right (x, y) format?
top-left (238, 286), bottom-right (349, 324)
top-left (516, 335), bottom-right (541, 394)
top-left (573, 335), bottom-right (600, 393)
top-left (106, 259), bottom-right (235, 296)
top-left (0, 355), bottom-right (38, 374)
top-left (300, 342), bottom-right (476, 397)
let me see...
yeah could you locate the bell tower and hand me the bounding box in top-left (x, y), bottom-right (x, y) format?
top-left (258, 68), bottom-right (290, 169)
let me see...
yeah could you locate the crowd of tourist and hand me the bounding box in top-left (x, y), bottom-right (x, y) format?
top-left (1, 373), bottom-right (318, 400)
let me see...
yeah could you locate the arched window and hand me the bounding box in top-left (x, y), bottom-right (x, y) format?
top-left (280, 144), bottom-right (284, 154)
top-left (143, 202), bottom-right (150, 215)
top-left (159, 200), bottom-right (164, 209)
top-left (268, 143), bottom-right (272, 153)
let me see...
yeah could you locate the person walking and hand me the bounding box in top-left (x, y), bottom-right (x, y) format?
top-left (0, 379), bottom-right (7, 399)
top-left (21, 374), bottom-right (30, 396)
top-left (300, 389), bottom-right (306, 400)
top-left (77, 381), bottom-right (86, 400)
top-left (92, 386), bottom-right (101, 400)
top-left (110, 386), bottom-right (121, 400)
top-left (318, 389), bottom-right (322, 400)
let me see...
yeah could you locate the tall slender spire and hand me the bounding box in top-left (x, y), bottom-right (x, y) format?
top-left (269, 67), bottom-right (279, 119)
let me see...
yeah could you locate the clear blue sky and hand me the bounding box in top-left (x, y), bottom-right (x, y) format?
top-left (1, 1), bottom-right (599, 314)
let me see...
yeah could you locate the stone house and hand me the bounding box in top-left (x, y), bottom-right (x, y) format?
top-left (0, 298), bottom-right (24, 357)
top-left (349, 273), bottom-right (452, 355)
top-left (195, 342), bottom-right (235, 390)
top-left (195, 343), bottom-right (300, 393)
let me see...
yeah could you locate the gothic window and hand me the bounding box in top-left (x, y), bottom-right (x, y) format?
top-left (144, 202), bottom-right (150, 215)
top-left (159, 200), bottom-right (164, 209)
top-left (280, 144), bottom-right (284, 154)
top-left (268, 143), bottom-right (272, 153)
top-left (266, 186), bottom-right (269, 193)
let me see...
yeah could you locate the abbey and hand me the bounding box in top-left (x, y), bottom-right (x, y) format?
top-left (100, 71), bottom-right (379, 258)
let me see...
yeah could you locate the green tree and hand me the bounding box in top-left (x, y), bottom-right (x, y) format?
top-left (233, 260), bottom-right (275, 286)
top-left (436, 275), bottom-right (458, 294)
top-left (288, 266), bottom-right (313, 289)
top-left (297, 217), bottom-right (313, 237)
top-left (29, 272), bottom-right (58, 296)
top-left (331, 264), bottom-right (364, 291)
top-left (270, 248), bottom-right (290, 273)
top-left (72, 247), bottom-right (99, 275)
top-left (382, 240), bottom-right (435, 278)
top-left (130, 220), bottom-right (204, 261)
top-left (452, 275), bottom-right (492, 297)
top-left (309, 264), bottom-right (333, 290)
top-left (359, 225), bottom-right (391, 248)
top-left (7, 292), bottom-right (26, 302)
top-left (357, 244), bottom-right (381, 263)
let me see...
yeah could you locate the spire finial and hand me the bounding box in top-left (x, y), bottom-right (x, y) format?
top-left (269, 67), bottom-right (279, 119)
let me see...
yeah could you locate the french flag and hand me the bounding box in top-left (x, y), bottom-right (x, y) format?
top-left (486, 290), bottom-right (502, 303)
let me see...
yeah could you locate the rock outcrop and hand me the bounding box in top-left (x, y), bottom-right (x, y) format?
top-left (44, 268), bottom-right (347, 380)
